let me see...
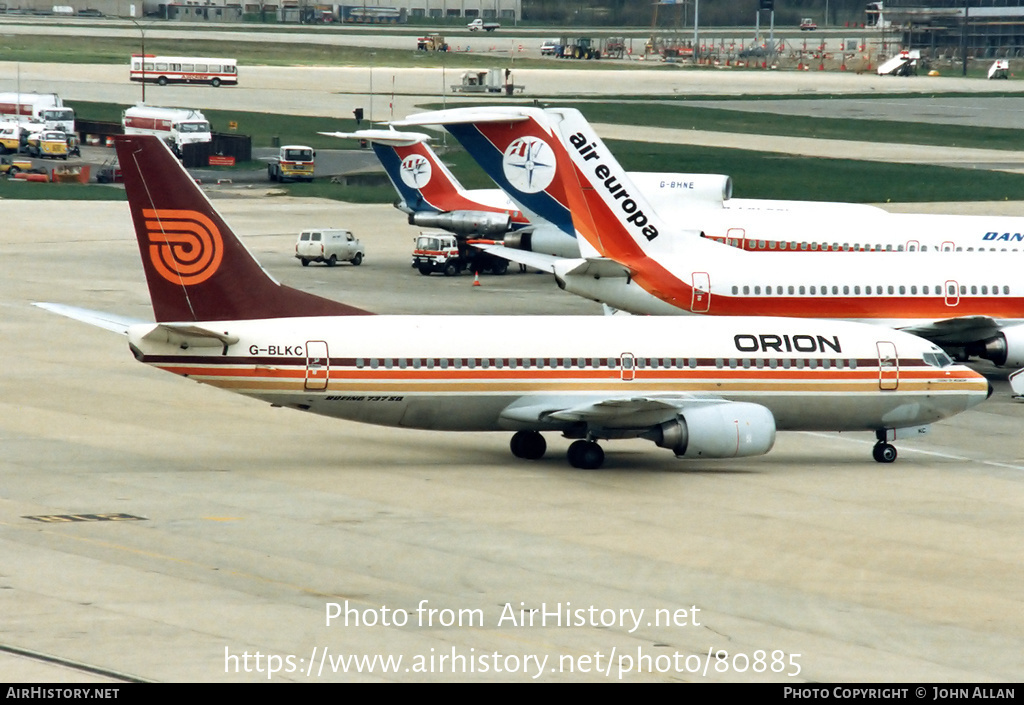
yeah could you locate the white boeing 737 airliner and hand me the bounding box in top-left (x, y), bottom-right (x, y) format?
top-left (35, 135), bottom-right (989, 468)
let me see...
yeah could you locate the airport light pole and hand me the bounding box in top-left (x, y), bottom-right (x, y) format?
top-left (369, 52), bottom-right (375, 126)
top-left (693, 0), bottom-right (699, 64)
top-left (129, 18), bottom-right (146, 103)
top-left (961, 0), bottom-right (970, 77)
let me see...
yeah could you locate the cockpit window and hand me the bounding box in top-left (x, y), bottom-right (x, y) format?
top-left (922, 351), bottom-right (954, 368)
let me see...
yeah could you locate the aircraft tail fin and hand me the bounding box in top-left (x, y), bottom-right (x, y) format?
top-left (395, 108), bottom-right (582, 244)
top-left (543, 107), bottom-right (679, 264)
top-left (322, 128), bottom-right (469, 215)
top-left (115, 135), bottom-right (370, 322)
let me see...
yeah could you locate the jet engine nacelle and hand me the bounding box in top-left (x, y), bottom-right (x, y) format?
top-left (649, 402), bottom-right (776, 458)
top-left (504, 224), bottom-right (581, 259)
top-left (628, 172), bottom-right (733, 210)
top-left (409, 210), bottom-right (512, 236)
top-left (980, 323), bottom-right (1024, 368)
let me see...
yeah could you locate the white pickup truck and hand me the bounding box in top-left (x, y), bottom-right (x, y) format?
top-left (295, 228), bottom-right (364, 267)
top-left (467, 18), bottom-right (500, 32)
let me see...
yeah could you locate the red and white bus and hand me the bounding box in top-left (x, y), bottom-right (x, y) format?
top-left (129, 55), bottom-right (238, 87)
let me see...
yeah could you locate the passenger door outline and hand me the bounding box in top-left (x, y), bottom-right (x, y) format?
top-left (305, 340), bottom-right (329, 391)
top-left (691, 272), bottom-right (711, 313)
top-left (944, 279), bottom-right (960, 307)
top-left (620, 353), bottom-right (635, 381)
top-left (877, 341), bottom-right (899, 391)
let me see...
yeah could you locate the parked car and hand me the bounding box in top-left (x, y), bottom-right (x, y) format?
top-left (295, 228), bottom-right (364, 267)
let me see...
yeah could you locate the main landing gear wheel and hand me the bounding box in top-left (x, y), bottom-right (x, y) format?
top-left (872, 442), bottom-right (898, 463)
top-left (567, 440), bottom-right (604, 470)
top-left (510, 431), bottom-right (546, 460)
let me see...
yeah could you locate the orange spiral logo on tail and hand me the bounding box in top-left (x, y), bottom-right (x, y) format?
top-left (144, 209), bottom-right (224, 286)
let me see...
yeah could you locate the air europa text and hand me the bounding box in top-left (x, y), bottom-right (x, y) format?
top-left (567, 131), bottom-right (660, 242)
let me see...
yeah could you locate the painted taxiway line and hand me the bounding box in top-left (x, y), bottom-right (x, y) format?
top-left (805, 431), bottom-right (1024, 472)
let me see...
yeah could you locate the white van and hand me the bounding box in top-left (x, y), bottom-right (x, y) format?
top-left (295, 229), bottom-right (364, 267)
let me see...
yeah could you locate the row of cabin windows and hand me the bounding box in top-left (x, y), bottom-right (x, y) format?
top-left (721, 238), bottom-right (1020, 253)
top-left (729, 239), bottom-right (905, 252)
top-left (351, 357), bottom-right (860, 371)
top-left (729, 284), bottom-right (1012, 296)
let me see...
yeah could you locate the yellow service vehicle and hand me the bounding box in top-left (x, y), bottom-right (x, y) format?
top-left (0, 156), bottom-right (32, 176)
top-left (0, 121), bottom-right (25, 154)
top-left (267, 145), bottom-right (314, 182)
top-left (416, 33), bottom-right (449, 51)
top-left (26, 129), bottom-right (69, 160)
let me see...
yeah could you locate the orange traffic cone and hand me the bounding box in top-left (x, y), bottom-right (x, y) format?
top-left (473, 272), bottom-right (481, 287)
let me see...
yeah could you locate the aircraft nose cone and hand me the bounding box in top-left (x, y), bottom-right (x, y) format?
top-left (988, 382), bottom-right (995, 399)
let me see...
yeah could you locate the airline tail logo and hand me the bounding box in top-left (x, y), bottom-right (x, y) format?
top-left (144, 209), bottom-right (224, 286)
top-left (502, 137), bottom-right (556, 194)
top-left (400, 154), bottom-right (432, 189)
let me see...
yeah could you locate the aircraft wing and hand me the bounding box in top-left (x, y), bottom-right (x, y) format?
top-left (500, 394), bottom-right (730, 430)
top-left (900, 316), bottom-right (1003, 346)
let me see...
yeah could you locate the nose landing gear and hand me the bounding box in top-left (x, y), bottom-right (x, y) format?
top-left (872, 442), bottom-right (897, 463)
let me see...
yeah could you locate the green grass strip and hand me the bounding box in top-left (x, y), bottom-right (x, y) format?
top-left (562, 100), bottom-right (1024, 153)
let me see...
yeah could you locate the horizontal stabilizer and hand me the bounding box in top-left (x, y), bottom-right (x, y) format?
top-left (139, 323), bottom-right (239, 349)
top-left (319, 129), bottom-right (433, 147)
top-left (554, 258), bottom-right (631, 280)
top-left (33, 302), bottom-right (144, 335)
top-left (393, 108), bottom-right (531, 127)
top-left (474, 243), bottom-right (561, 273)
